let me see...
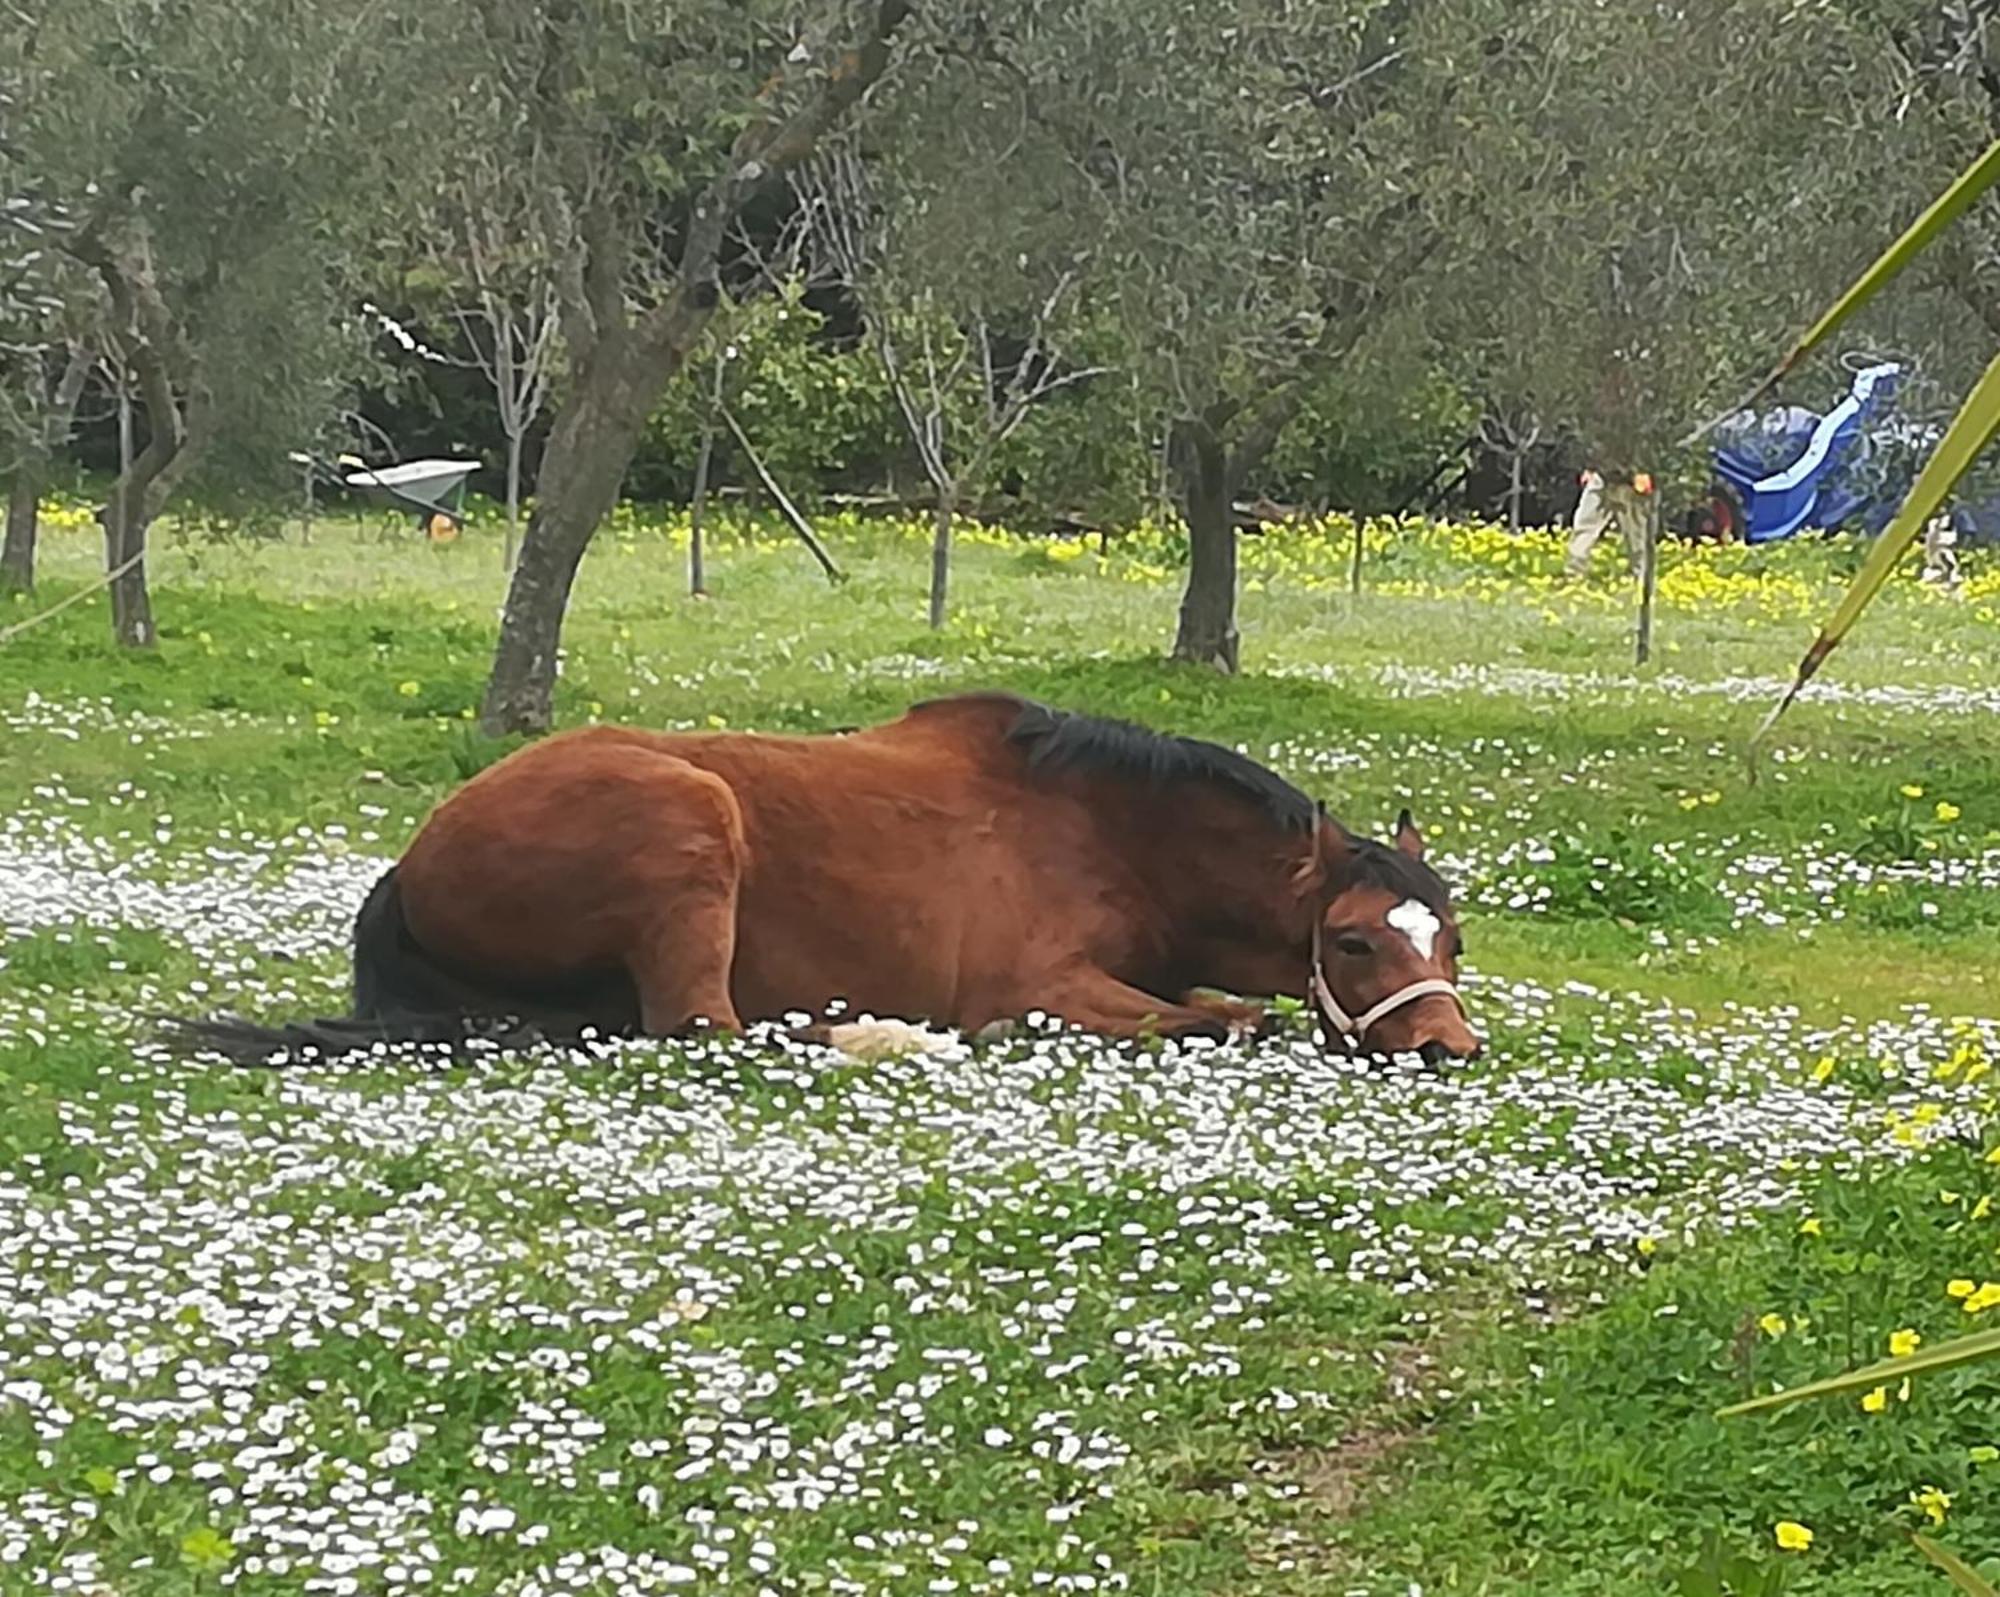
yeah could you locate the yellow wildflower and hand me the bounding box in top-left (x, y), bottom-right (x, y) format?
top-left (1758, 1312), bottom-right (1788, 1338)
top-left (1965, 1282), bottom-right (2000, 1314)
top-left (1773, 1521), bottom-right (1814, 1552)
top-left (1949, 1279), bottom-right (1978, 1299)
top-left (1912, 1486), bottom-right (1952, 1527)
top-left (1811, 1057), bottom-right (1836, 1083)
top-left (1902, 783), bottom-right (1926, 799)
top-left (1636, 1236), bottom-right (1659, 1257)
top-left (1890, 1329), bottom-right (1922, 1358)
top-left (1937, 800), bottom-right (1963, 823)
top-left (397, 680), bottom-right (420, 697)
top-left (1798, 1217), bottom-right (1823, 1237)
top-left (1860, 1385), bottom-right (1888, 1414)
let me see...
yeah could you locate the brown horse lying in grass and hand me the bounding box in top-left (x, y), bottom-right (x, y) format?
top-left (170, 693), bottom-right (1479, 1064)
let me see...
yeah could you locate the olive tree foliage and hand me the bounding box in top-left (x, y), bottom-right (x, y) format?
top-left (1858, 0), bottom-right (2000, 351)
top-left (457, 0), bottom-right (931, 735)
top-left (951, 0), bottom-right (1473, 671)
top-left (8, 0), bottom-right (443, 643)
top-left (1436, 0), bottom-right (1939, 507)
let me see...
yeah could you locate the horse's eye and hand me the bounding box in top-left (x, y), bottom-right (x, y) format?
top-left (1335, 935), bottom-right (1373, 958)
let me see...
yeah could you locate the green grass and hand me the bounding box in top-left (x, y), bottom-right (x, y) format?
top-left (5, 505), bottom-right (2000, 1594)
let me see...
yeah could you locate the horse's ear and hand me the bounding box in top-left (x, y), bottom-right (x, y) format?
top-left (1291, 804), bottom-right (1353, 897)
top-left (1394, 807), bottom-right (1425, 861)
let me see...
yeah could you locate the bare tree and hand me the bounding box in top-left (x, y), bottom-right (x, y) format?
top-left (1478, 408), bottom-right (1544, 534)
top-left (797, 149), bottom-right (1102, 628)
top-left (425, 162), bottom-right (563, 571)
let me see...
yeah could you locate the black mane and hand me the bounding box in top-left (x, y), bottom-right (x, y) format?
top-left (927, 692), bottom-right (1318, 831)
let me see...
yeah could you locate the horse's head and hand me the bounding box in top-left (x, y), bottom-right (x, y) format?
top-left (1305, 808), bottom-right (1480, 1065)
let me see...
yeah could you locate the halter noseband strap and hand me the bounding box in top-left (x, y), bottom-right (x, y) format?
top-left (1307, 804), bottom-right (1469, 1051)
top-left (1310, 959), bottom-right (1466, 1048)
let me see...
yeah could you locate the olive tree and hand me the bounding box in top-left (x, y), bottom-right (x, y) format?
top-left (463, 0), bottom-right (925, 734)
top-left (957, 0), bottom-right (1468, 670)
top-left (11, 0), bottom-right (444, 643)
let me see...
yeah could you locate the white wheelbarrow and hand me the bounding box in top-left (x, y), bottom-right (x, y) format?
top-left (341, 456), bottom-right (481, 540)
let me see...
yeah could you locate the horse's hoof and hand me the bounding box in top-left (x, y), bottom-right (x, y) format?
top-left (973, 1019), bottom-right (1018, 1045)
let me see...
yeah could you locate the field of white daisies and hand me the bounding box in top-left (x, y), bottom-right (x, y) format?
top-left (8, 505), bottom-right (2000, 1596)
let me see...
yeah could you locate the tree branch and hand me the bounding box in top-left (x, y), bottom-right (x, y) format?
top-left (635, 0), bottom-right (915, 365)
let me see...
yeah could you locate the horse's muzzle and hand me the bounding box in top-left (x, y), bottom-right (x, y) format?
top-left (1418, 1038), bottom-right (1481, 1069)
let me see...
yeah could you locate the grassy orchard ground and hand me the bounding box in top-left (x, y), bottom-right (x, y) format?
top-left (6, 500), bottom-right (2000, 1593)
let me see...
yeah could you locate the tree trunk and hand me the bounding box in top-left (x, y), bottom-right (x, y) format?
top-left (689, 418), bottom-right (715, 598)
top-left (481, 343), bottom-right (657, 735)
top-left (928, 491), bottom-right (954, 630)
top-left (1170, 428), bottom-right (1240, 671)
top-left (103, 484), bottom-right (157, 648)
top-left (503, 426), bottom-right (524, 572)
top-left (106, 373), bottom-right (159, 649)
top-left (2, 463), bottom-right (42, 593)
top-left (3, 346), bottom-right (93, 593)
top-left (98, 415), bottom-right (194, 651)
top-left (1634, 489), bottom-right (1660, 666)
top-left (689, 349), bottom-right (725, 598)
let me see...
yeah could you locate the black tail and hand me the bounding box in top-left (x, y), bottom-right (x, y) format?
top-left (158, 867), bottom-right (641, 1066)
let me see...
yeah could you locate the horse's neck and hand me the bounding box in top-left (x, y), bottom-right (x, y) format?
top-left (1116, 794), bottom-right (1302, 944)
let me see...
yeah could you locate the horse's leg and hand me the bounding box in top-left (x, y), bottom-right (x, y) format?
top-left (624, 762), bottom-right (747, 1037)
top-left (1032, 964), bottom-right (1233, 1041)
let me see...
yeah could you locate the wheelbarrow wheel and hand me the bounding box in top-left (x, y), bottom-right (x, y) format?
top-left (426, 512), bottom-right (461, 544)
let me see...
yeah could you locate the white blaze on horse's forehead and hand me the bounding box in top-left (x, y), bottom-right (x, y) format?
top-left (1387, 898), bottom-right (1442, 960)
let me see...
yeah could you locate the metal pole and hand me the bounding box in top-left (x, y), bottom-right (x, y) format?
top-left (1635, 489), bottom-right (1659, 666)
